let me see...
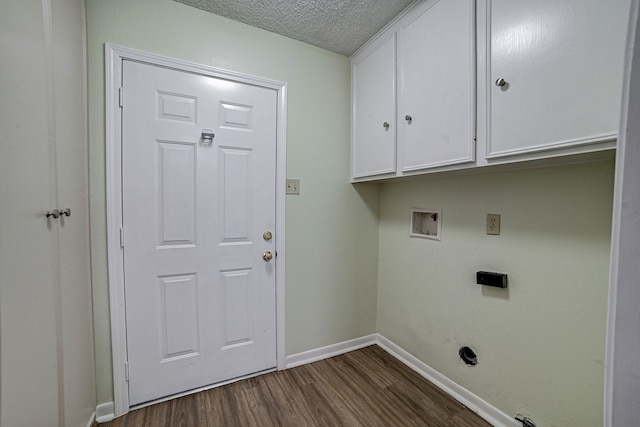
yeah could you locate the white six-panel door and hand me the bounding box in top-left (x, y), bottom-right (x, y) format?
top-left (122, 60), bottom-right (277, 405)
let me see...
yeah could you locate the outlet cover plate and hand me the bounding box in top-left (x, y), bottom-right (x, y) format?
top-left (486, 214), bottom-right (501, 235)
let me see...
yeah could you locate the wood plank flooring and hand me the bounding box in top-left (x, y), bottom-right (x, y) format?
top-left (102, 345), bottom-right (491, 426)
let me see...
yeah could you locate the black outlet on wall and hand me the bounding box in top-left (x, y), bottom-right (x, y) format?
top-left (476, 271), bottom-right (508, 288)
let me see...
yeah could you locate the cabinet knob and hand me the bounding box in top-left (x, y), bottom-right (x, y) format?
top-left (383, 122), bottom-right (390, 129)
top-left (495, 77), bottom-right (507, 87)
top-left (46, 208), bottom-right (71, 219)
top-left (404, 115), bottom-right (412, 124)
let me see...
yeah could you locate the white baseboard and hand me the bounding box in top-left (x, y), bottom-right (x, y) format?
top-left (284, 334), bottom-right (377, 368)
top-left (96, 402), bottom-right (116, 424)
top-left (85, 412), bottom-right (96, 427)
top-left (375, 334), bottom-right (517, 427)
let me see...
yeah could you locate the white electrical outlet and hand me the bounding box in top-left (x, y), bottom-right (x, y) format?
top-left (487, 214), bottom-right (501, 235)
top-left (286, 179), bottom-right (300, 195)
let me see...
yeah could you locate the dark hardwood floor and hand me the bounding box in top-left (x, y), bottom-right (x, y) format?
top-left (102, 345), bottom-right (491, 426)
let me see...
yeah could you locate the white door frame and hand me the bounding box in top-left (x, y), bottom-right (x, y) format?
top-left (605, 0), bottom-right (640, 424)
top-left (105, 43), bottom-right (287, 417)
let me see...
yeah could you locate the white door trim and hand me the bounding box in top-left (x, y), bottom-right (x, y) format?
top-left (605, 0), bottom-right (640, 424)
top-left (105, 43), bottom-right (287, 417)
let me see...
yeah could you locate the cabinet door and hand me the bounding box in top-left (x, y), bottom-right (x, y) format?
top-left (52, 1), bottom-right (96, 425)
top-left (399, 0), bottom-right (476, 172)
top-left (486, 0), bottom-right (629, 158)
top-left (0, 1), bottom-right (94, 426)
top-left (352, 33), bottom-right (396, 179)
top-left (0, 1), bottom-right (62, 425)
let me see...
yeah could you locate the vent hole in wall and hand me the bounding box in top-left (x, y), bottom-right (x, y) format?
top-left (459, 346), bottom-right (477, 366)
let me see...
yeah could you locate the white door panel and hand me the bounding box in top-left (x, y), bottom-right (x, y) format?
top-left (352, 33), bottom-right (397, 178)
top-left (487, 0), bottom-right (628, 156)
top-left (400, 0), bottom-right (475, 171)
top-left (122, 60), bottom-right (276, 405)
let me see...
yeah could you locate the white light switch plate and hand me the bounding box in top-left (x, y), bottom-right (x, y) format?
top-left (286, 179), bottom-right (300, 195)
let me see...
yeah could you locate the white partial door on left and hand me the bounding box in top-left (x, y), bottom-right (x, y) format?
top-left (121, 60), bottom-right (277, 406)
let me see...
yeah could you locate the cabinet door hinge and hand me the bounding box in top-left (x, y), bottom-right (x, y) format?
top-left (125, 361), bottom-right (129, 382)
top-left (120, 228), bottom-right (125, 248)
top-left (119, 87), bottom-right (124, 108)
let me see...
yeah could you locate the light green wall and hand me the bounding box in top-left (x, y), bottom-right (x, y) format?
top-left (86, 0), bottom-right (379, 404)
top-left (377, 160), bottom-right (614, 426)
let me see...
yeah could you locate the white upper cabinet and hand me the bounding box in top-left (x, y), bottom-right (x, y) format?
top-left (482, 0), bottom-right (630, 160)
top-left (352, 33), bottom-right (397, 179)
top-left (351, 0), bottom-right (630, 181)
top-left (399, 0), bottom-right (476, 172)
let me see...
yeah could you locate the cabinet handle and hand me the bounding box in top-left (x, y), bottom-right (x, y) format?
top-left (45, 208), bottom-right (70, 219)
top-left (495, 77), bottom-right (507, 87)
top-left (404, 115), bottom-right (412, 124)
top-left (383, 122), bottom-right (390, 129)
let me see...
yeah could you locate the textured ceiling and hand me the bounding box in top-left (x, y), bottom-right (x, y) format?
top-left (174, 0), bottom-right (415, 56)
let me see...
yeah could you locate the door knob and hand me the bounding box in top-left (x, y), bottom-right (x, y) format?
top-left (383, 122), bottom-right (390, 129)
top-left (404, 115), bottom-right (412, 124)
top-left (262, 251), bottom-right (273, 261)
top-left (263, 231), bottom-right (273, 241)
top-left (495, 77), bottom-right (507, 87)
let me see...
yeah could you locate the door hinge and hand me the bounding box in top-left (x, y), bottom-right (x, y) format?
top-left (125, 361), bottom-right (129, 382)
top-left (119, 87), bottom-right (124, 108)
top-left (120, 228), bottom-right (125, 248)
